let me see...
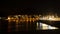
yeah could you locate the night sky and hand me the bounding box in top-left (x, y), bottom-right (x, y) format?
top-left (0, 1), bottom-right (60, 17)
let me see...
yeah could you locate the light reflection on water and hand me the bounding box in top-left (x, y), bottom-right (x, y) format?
top-left (36, 22), bottom-right (59, 30)
top-left (1, 19), bottom-right (59, 32)
top-left (7, 21), bottom-right (36, 32)
top-left (7, 21), bottom-right (59, 32)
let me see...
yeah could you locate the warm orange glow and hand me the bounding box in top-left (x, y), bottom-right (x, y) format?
top-left (7, 15), bottom-right (41, 23)
top-left (8, 17), bottom-right (11, 20)
top-left (40, 15), bottom-right (60, 21)
top-left (6, 15), bottom-right (60, 23)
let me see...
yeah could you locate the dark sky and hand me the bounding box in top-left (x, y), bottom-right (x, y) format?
top-left (0, 0), bottom-right (60, 16)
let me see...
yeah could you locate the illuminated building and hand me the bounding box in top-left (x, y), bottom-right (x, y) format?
top-left (6, 15), bottom-right (41, 23)
top-left (2, 14), bottom-right (60, 31)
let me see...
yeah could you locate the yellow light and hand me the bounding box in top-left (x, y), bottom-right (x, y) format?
top-left (8, 17), bottom-right (10, 20)
top-left (48, 17), bottom-right (53, 20)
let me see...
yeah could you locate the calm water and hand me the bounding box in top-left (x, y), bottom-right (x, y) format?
top-left (1, 19), bottom-right (37, 32)
top-left (0, 19), bottom-right (60, 32)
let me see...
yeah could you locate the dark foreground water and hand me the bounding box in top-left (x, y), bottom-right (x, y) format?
top-left (1, 19), bottom-right (37, 32)
top-left (0, 19), bottom-right (60, 32)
